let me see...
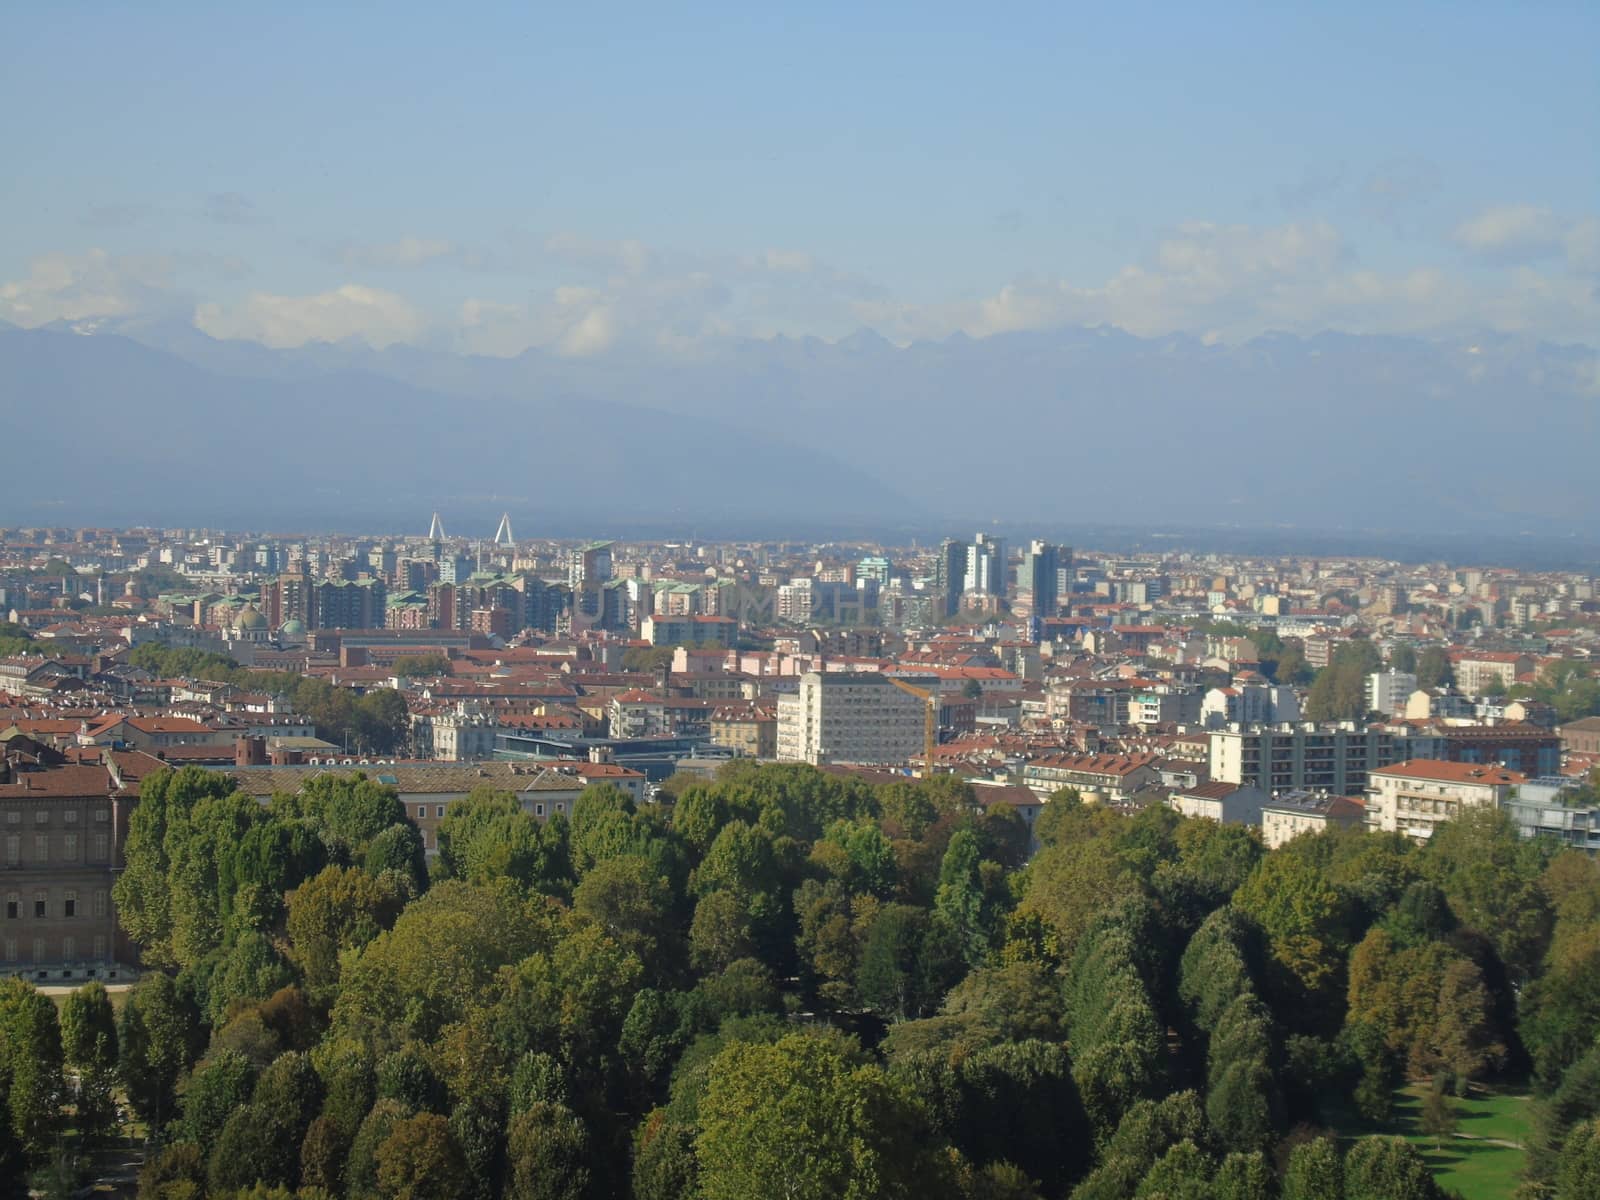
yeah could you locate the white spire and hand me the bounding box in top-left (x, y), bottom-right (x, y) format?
top-left (494, 512), bottom-right (515, 547)
top-left (428, 512), bottom-right (445, 541)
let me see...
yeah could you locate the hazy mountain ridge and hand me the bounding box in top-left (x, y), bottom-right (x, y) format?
top-left (9, 319), bottom-right (1598, 536)
top-left (0, 327), bottom-right (909, 531)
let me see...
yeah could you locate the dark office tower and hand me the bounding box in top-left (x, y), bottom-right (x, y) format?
top-left (1022, 540), bottom-right (1062, 618)
top-left (935, 538), bottom-right (967, 616)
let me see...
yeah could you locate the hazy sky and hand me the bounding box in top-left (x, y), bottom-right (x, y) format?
top-left (3, 2), bottom-right (1595, 355)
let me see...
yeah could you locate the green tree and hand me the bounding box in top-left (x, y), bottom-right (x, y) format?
top-left (178, 1050), bottom-right (257, 1155)
top-left (1014, 833), bottom-right (1143, 966)
top-left (1424, 805), bottom-right (1552, 982)
top-left (296, 772), bottom-right (410, 861)
top-left (934, 830), bottom-right (990, 968)
top-left (1304, 639), bottom-right (1383, 721)
top-left (253, 1050), bottom-right (324, 1149)
top-left (1282, 1136), bottom-right (1343, 1200)
top-left (1344, 1136), bottom-right (1440, 1200)
top-left (938, 961), bottom-right (1063, 1044)
top-left (352, 689), bottom-right (410, 755)
top-left (504, 1102), bottom-right (589, 1200)
top-left (695, 1033), bottom-right (948, 1200)
top-left (1134, 1140), bottom-right (1213, 1200)
top-left (0, 979), bottom-right (64, 1160)
top-left (391, 653), bottom-right (451, 678)
top-left (60, 981), bottom-right (118, 1140)
top-left (208, 1103), bottom-right (294, 1193)
top-left (1234, 839), bottom-right (1355, 1022)
top-left (1415, 647), bottom-right (1453, 690)
top-left (346, 1099), bottom-right (411, 1198)
top-left (1419, 1077), bottom-right (1458, 1151)
top-left (365, 822), bottom-right (428, 891)
top-left (433, 789), bottom-right (572, 897)
top-left (448, 1094), bottom-right (505, 1200)
top-left (1214, 1151), bottom-right (1273, 1200)
top-left (375, 1112), bottom-right (468, 1200)
top-left (205, 931), bottom-right (295, 1026)
top-left (59, 982), bottom-right (117, 1073)
top-left (572, 853), bottom-right (683, 984)
top-left (1067, 1090), bottom-right (1207, 1200)
top-left (1558, 1118), bottom-right (1600, 1200)
top-left (118, 972), bottom-right (204, 1130)
top-left (1389, 644), bottom-right (1418, 674)
top-left (896, 1040), bottom-right (1085, 1194)
top-left (113, 766), bottom-right (242, 968)
top-left (331, 881), bottom-right (555, 1043)
top-left (858, 903), bottom-right (936, 1021)
top-left (689, 889), bottom-right (757, 973)
top-left (135, 1141), bottom-right (206, 1200)
top-left (508, 1051), bottom-right (568, 1115)
top-left (1430, 957), bottom-right (1505, 1089)
top-left (300, 1115), bottom-right (350, 1192)
top-left (378, 1046), bottom-right (448, 1115)
top-left (632, 1109), bottom-right (698, 1200)
top-left (488, 919), bottom-right (643, 1084)
top-left (286, 864), bottom-right (408, 997)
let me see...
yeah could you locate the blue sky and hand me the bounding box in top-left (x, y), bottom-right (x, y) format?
top-left (3, 2), bottom-right (1595, 354)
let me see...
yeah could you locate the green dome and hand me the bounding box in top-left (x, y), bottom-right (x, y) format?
top-left (279, 618), bottom-right (307, 635)
top-left (237, 605), bottom-right (267, 630)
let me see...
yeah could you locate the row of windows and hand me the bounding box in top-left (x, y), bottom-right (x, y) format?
top-left (1, 809), bottom-right (109, 825)
top-left (4, 890), bottom-right (108, 919)
top-left (414, 802), bottom-right (571, 829)
top-left (1, 934), bottom-right (109, 963)
top-left (3, 833), bottom-right (110, 863)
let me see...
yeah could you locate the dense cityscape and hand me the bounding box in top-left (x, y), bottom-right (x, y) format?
top-left (5, 1), bottom-right (1597, 1197)
top-left (0, 520), bottom-right (1597, 1196)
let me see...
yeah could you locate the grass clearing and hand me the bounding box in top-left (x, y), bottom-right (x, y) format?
top-left (1333, 1084), bottom-right (1532, 1200)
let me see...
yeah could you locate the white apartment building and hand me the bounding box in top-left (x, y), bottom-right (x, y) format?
top-left (775, 671), bottom-right (925, 765)
top-left (1209, 722), bottom-right (1410, 795)
top-left (1166, 781), bottom-right (1269, 825)
top-left (776, 580), bottom-right (813, 624)
top-left (1365, 670), bottom-right (1418, 718)
top-left (1260, 791), bottom-right (1367, 849)
top-left (430, 701), bottom-right (505, 761)
top-left (1366, 759), bottom-right (1524, 842)
top-left (1200, 676), bottom-right (1300, 728)
top-left (965, 533), bottom-right (1006, 598)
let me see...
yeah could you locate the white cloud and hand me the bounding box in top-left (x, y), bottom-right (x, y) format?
top-left (543, 232), bottom-right (654, 276)
top-left (1455, 205), bottom-right (1566, 261)
top-left (0, 249), bottom-right (177, 326)
top-left (1454, 205), bottom-right (1600, 274)
top-left (760, 249), bottom-right (816, 273)
top-left (10, 211), bottom-right (1598, 358)
top-left (855, 217), bottom-right (1600, 346)
top-left (194, 285), bottom-right (426, 348)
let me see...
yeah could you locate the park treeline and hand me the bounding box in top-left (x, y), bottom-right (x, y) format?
top-left (1, 761), bottom-right (1598, 1198)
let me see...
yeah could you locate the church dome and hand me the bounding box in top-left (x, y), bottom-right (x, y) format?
top-left (237, 605), bottom-right (267, 630)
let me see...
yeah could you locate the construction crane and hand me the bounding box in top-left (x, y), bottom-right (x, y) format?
top-left (886, 676), bottom-right (938, 776)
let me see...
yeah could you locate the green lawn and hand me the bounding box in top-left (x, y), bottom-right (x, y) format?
top-left (43, 981), bottom-right (133, 1013)
top-left (1340, 1085), bottom-right (1532, 1200)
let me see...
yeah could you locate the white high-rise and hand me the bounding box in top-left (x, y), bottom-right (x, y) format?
top-left (1365, 670), bottom-right (1418, 717)
top-left (965, 533), bottom-right (1006, 598)
top-left (776, 671), bottom-right (925, 765)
